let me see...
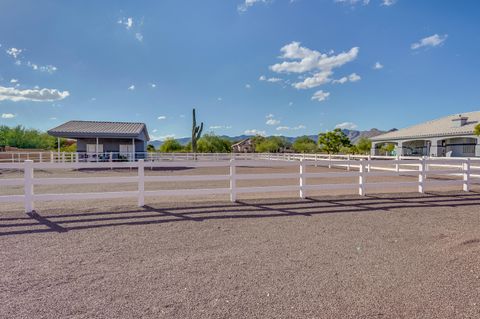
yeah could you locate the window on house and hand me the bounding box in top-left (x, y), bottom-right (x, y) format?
top-left (119, 144), bottom-right (134, 156)
top-left (86, 144), bottom-right (103, 153)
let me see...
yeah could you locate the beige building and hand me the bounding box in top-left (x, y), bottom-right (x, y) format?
top-left (371, 111), bottom-right (480, 157)
top-left (232, 138), bottom-right (255, 153)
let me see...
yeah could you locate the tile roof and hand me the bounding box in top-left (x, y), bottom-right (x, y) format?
top-left (372, 111), bottom-right (480, 141)
top-left (48, 121), bottom-right (149, 140)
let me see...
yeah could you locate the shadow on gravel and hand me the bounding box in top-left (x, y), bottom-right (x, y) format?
top-left (1, 192), bottom-right (480, 237)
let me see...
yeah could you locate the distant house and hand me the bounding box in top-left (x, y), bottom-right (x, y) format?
top-left (48, 120), bottom-right (150, 160)
top-left (371, 112), bottom-right (480, 157)
top-left (232, 138), bottom-right (255, 153)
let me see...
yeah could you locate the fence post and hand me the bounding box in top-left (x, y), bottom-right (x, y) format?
top-left (299, 159), bottom-right (306, 199)
top-left (367, 155), bottom-right (371, 172)
top-left (328, 154), bottom-right (332, 169)
top-left (418, 157), bottom-right (426, 193)
top-left (229, 159), bottom-right (237, 202)
top-left (463, 158), bottom-right (471, 192)
top-left (395, 155), bottom-right (400, 172)
top-left (24, 160), bottom-right (34, 213)
top-left (137, 159), bottom-right (145, 207)
top-left (359, 159), bottom-right (365, 196)
top-left (347, 154), bottom-right (351, 171)
top-left (50, 151), bottom-right (54, 163)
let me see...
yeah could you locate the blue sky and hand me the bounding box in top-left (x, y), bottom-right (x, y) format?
top-left (0, 0), bottom-right (479, 140)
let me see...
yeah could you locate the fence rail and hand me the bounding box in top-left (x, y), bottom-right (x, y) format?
top-left (1, 157), bottom-right (480, 213)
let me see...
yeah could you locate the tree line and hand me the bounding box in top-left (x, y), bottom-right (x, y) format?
top-left (0, 125), bottom-right (71, 150)
top-left (154, 129), bottom-right (374, 154)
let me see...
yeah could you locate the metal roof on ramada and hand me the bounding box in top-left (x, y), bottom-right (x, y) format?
top-left (371, 111), bottom-right (480, 141)
top-left (48, 120), bottom-right (150, 140)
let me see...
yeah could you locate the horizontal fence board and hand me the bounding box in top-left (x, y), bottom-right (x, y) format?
top-left (145, 188), bottom-right (230, 197)
top-left (144, 175), bottom-right (229, 182)
top-left (304, 172), bottom-right (361, 178)
top-left (33, 176), bottom-right (139, 185)
top-left (303, 184), bottom-right (357, 191)
top-left (236, 173), bottom-right (298, 180)
top-left (34, 191), bottom-right (138, 201)
top-left (0, 194), bottom-right (24, 203)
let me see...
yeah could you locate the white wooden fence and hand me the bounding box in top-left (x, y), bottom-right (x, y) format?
top-left (1, 157), bottom-right (479, 213)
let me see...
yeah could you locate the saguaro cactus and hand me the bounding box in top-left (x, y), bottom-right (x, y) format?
top-left (191, 108), bottom-right (203, 153)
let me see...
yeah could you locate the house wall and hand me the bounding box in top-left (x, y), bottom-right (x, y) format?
top-left (372, 135), bottom-right (480, 157)
top-left (76, 138), bottom-right (146, 153)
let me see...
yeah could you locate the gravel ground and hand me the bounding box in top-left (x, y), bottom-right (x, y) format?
top-left (1, 163), bottom-right (480, 318)
top-left (2, 189), bottom-right (480, 318)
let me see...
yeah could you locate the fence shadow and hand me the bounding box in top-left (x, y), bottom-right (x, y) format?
top-left (1, 191), bottom-right (480, 237)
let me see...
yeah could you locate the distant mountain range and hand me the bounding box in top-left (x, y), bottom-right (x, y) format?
top-left (149, 128), bottom-right (396, 148)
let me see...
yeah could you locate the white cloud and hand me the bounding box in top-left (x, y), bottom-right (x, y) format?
top-left (237, 0), bottom-right (268, 12)
top-left (373, 61), bottom-right (383, 69)
top-left (382, 0), bottom-right (396, 6)
top-left (128, 85), bottom-right (135, 90)
top-left (26, 61), bottom-right (57, 73)
top-left (276, 124), bottom-right (306, 131)
top-left (266, 118), bottom-right (280, 125)
top-left (157, 115), bottom-right (167, 120)
top-left (150, 83), bottom-right (156, 88)
top-left (244, 129), bottom-right (266, 136)
top-left (259, 75), bottom-right (282, 83)
top-left (334, 0), bottom-right (370, 6)
top-left (49, 117), bottom-right (57, 120)
top-left (6, 47), bottom-right (22, 59)
top-left (332, 76), bottom-right (348, 84)
top-left (118, 17), bottom-right (133, 30)
top-left (118, 17), bottom-right (144, 42)
top-left (332, 73), bottom-right (361, 84)
top-left (265, 113), bottom-right (280, 125)
top-left (245, 83), bottom-right (251, 89)
top-left (289, 102), bottom-right (293, 106)
top-left (335, 122), bottom-right (358, 129)
top-left (0, 86), bottom-right (69, 102)
top-left (311, 90), bottom-right (330, 102)
top-left (217, 97), bottom-right (223, 101)
top-left (411, 34), bottom-right (448, 50)
top-left (154, 134), bottom-right (176, 141)
top-left (270, 42), bottom-right (359, 74)
top-left (269, 42), bottom-right (359, 91)
top-left (293, 70), bottom-right (332, 89)
top-left (10, 79), bottom-right (18, 83)
top-left (348, 73), bottom-right (361, 82)
top-left (209, 125), bottom-right (232, 130)
top-left (1, 113), bottom-right (16, 119)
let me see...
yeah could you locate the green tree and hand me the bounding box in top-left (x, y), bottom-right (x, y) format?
top-left (160, 138), bottom-right (183, 152)
top-left (0, 125), bottom-right (56, 149)
top-left (254, 136), bottom-right (290, 153)
top-left (292, 136), bottom-right (317, 153)
top-left (380, 143), bottom-right (395, 155)
top-left (197, 134), bottom-right (232, 153)
top-left (356, 137), bottom-right (372, 154)
top-left (317, 128), bottom-right (351, 154)
top-left (147, 144), bottom-right (156, 152)
top-left (475, 123), bottom-right (480, 136)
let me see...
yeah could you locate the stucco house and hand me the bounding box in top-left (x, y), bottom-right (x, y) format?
top-left (48, 120), bottom-right (150, 160)
top-left (371, 111), bottom-right (480, 157)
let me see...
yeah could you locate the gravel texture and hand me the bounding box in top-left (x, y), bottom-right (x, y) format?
top-left (1, 189), bottom-right (480, 318)
top-left (1, 163), bottom-right (479, 318)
